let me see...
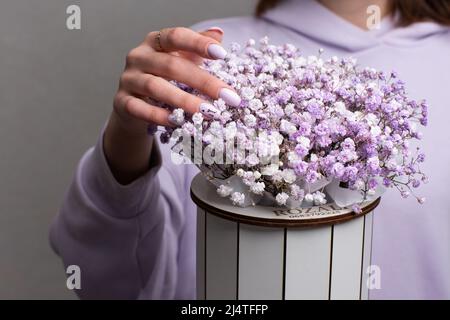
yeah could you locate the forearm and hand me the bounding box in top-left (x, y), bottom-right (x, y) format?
top-left (50, 131), bottom-right (168, 299)
top-left (103, 111), bottom-right (154, 185)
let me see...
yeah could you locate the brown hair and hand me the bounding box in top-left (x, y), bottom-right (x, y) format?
top-left (256, 0), bottom-right (450, 26)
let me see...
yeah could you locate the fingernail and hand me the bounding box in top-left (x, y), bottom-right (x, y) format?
top-left (207, 26), bottom-right (224, 34)
top-left (219, 88), bottom-right (241, 107)
top-left (200, 103), bottom-right (220, 118)
top-left (207, 44), bottom-right (227, 60)
top-left (167, 114), bottom-right (178, 126)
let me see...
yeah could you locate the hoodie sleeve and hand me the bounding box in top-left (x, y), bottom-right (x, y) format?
top-left (49, 130), bottom-right (196, 299)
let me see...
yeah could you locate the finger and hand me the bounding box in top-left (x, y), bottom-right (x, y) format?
top-left (147, 27), bottom-right (227, 60)
top-left (176, 50), bottom-right (203, 65)
top-left (200, 27), bottom-right (224, 43)
top-left (121, 72), bottom-right (206, 115)
top-left (138, 53), bottom-right (241, 106)
top-left (116, 92), bottom-right (172, 126)
top-left (181, 27), bottom-right (224, 64)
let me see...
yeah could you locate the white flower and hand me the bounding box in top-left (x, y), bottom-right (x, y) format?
top-left (253, 171), bottom-right (261, 179)
top-left (224, 122), bottom-right (237, 140)
top-left (280, 120), bottom-right (297, 135)
top-left (214, 98), bottom-right (227, 111)
top-left (250, 182), bottom-right (265, 195)
top-left (230, 192), bottom-right (245, 206)
top-left (390, 100), bottom-right (401, 111)
top-left (284, 103), bottom-right (295, 116)
top-left (269, 131), bottom-right (284, 145)
top-left (170, 128), bottom-right (183, 141)
top-left (275, 192), bottom-right (289, 206)
top-left (244, 114), bottom-right (257, 128)
top-left (287, 151), bottom-right (300, 165)
top-left (303, 193), bottom-right (314, 205)
top-left (246, 154), bottom-right (259, 167)
top-left (333, 101), bottom-right (347, 114)
top-left (344, 111), bottom-right (357, 121)
top-left (313, 191), bottom-right (327, 205)
top-left (217, 185), bottom-right (233, 197)
top-left (168, 108), bottom-right (185, 126)
top-left (282, 169), bottom-right (296, 184)
top-left (182, 122), bottom-right (195, 136)
top-left (249, 99), bottom-right (263, 110)
top-left (355, 83), bottom-right (365, 95)
top-left (296, 136), bottom-right (311, 148)
top-left (271, 170), bottom-right (283, 183)
top-left (192, 112), bottom-right (204, 125)
top-left (236, 169), bottom-right (244, 177)
top-left (365, 113), bottom-right (378, 125)
top-left (241, 87), bottom-right (255, 100)
top-left (354, 179), bottom-right (365, 190)
top-left (261, 164), bottom-right (279, 176)
top-left (370, 125), bottom-right (382, 136)
top-left (246, 38), bottom-right (256, 46)
top-left (208, 121), bottom-right (223, 135)
top-left (221, 111), bottom-right (232, 122)
top-left (290, 184), bottom-right (305, 201)
top-left (273, 56), bottom-right (284, 66)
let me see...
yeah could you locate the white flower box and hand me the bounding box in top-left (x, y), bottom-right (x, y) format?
top-left (191, 173), bottom-right (380, 300)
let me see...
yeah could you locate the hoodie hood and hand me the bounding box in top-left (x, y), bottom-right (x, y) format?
top-left (262, 0), bottom-right (449, 52)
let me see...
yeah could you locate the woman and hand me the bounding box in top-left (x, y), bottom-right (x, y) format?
top-left (50, 0), bottom-right (450, 299)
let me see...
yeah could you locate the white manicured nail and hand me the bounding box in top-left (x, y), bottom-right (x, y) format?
top-left (207, 26), bottom-right (224, 34)
top-left (200, 103), bottom-right (219, 118)
top-left (207, 44), bottom-right (227, 60)
top-left (219, 88), bottom-right (241, 107)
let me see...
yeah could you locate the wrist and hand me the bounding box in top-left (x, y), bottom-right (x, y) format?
top-left (108, 109), bottom-right (150, 139)
top-left (104, 111), bottom-right (155, 185)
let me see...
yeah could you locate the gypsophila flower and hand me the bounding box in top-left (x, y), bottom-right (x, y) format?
top-left (192, 113), bottom-right (204, 125)
top-left (230, 192), bottom-right (245, 206)
top-left (160, 38), bottom-right (428, 207)
top-left (217, 185), bottom-right (233, 197)
top-left (168, 108), bottom-right (185, 126)
top-left (250, 182), bottom-right (265, 195)
top-left (313, 191), bottom-right (327, 206)
top-left (290, 184), bottom-right (305, 201)
top-left (352, 204), bottom-right (362, 214)
top-left (275, 192), bottom-right (289, 206)
top-left (304, 193), bottom-right (314, 204)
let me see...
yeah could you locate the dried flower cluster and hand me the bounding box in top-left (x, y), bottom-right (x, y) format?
top-left (160, 38), bottom-right (428, 209)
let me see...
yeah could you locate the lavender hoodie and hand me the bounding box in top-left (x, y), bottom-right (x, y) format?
top-left (50, 0), bottom-right (450, 299)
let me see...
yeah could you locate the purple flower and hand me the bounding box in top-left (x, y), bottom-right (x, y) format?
top-left (368, 178), bottom-right (378, 190)
top-left (306, 100), bottom-right (324, 119)
top-left (412, 179), bottom-right (421, 188)
top-left (417, 153), bottom-right (425, 163)
top-left (305, 170), bottom-right (319, 183)
top-left (341, 138), bottom-right (356, 150)
top-left (343, 166), bottom-right (358, 182)
top-left (352, 204), bottom-right (362, 214)
top-left (331, 162), bottom-right (345, 179)
top-left (314, 123), bottom-right (330, 136)
top-left (294, 161), bottom-right (308, 176)
top-left (295, 144), bottom-right (309, 158)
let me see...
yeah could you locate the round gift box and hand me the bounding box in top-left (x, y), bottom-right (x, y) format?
top-left (191, 173), bottom-right (380, 300)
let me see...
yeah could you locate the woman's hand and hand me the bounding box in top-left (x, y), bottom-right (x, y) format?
top-left (104, 27), bottom-right (240, 184)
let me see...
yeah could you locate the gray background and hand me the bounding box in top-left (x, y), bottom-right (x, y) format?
top-left (0, 0), bottom-right (255, 299)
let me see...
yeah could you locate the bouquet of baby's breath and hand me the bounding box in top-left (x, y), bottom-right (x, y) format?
top-left (160, 37), bottom-right (428, 210)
